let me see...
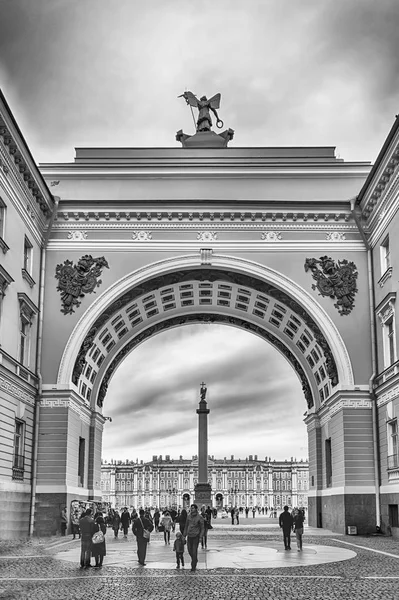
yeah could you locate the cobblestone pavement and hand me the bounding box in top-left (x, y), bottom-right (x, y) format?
top-left (0, 526), bottom-right (399, 600)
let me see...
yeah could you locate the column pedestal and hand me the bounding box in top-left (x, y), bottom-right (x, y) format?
top-left (194, 482), bottom-right (212, 507)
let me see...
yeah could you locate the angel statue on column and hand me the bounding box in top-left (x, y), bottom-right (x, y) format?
top-left (179, 91), bottom-right (223, 132)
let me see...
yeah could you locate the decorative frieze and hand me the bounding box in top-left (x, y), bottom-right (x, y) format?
top-left (377, 385), bottom-right (399, 407)
top-left (0, 375), bottom-right (35, 405)
top-left (326, 232), bottom-right (346, 241)
top-left (132, 231), bottom-right (152, 241)
top-left (197, 231), bottom-right (217, 242)
top-left (261, 231), bottom-right (282, 241)
top-left (40, 398), bottom-right (91, 424)
top-left (329, 399), bottom-right (372, 416)
top-left (67, 230), bottom-right (88, 241)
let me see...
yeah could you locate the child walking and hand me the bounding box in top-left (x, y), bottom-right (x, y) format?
top-left (173, 531), bottom-right (186, 569)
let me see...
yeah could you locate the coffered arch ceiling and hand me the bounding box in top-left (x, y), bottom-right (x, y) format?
top-left (61, 257), bottom-right (352, 413)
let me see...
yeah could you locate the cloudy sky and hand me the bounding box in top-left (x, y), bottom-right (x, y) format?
top-left (103, 324), bottom-right (308, 463)
top-left (1, 0), bottom-right (398, 462)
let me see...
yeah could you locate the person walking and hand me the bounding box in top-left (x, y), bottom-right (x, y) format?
top-left (230, 507), bottom-right (235, 526)
top-left (153, 508), bottom-right (160, 532)
top-left (120, 508), bottom-right (131, 538)
top-left (252, 507), bottom-right (256, 518)
top-left (132, 508), bottom-right (154, 566)
top-left (170, 507), bottom-right (178, 532)
top-left (160, 510), bottom-right (173, 545)
top-left (183, 504), bottom-right (205, 572)
top-left (235, 507), bottom-right (240, 525)
top-left (71, 507), bottom-right (81, 539)
top-left (173, 530), bottom-right (186, 569)
top-left (245, 506), bottom-right (249, 518)
top-left (200, 506), bottom-right (210, 549)
top-left (60, 507), bottom-right (68, 536)
top-left (79, 508), bottom-right (96, 569)
top-left (293, 508), bottom-right (305, 552)
top-left (112, 510), bottom-right (121, 538)
top-left (92, 513), bottom-right (107, 567)
top-left (178, 508), bottom-right (188, 533)
top-left (279, 505), bottom-right (294, 550)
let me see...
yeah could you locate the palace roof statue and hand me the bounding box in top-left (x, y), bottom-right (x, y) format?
top-left (176, 90), bottom-right (234, 148)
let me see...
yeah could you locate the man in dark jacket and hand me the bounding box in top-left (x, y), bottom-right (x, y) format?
top-left (120, 507), bottom-right (131, 538)
top-left (279, 505), bottom-right (294, 550)
top-left (79, 508), bottom-right (96, 568)
top-left (132, 508), bottom-right (154, 566)
top-left (183, 504), bottom-right (205, 572)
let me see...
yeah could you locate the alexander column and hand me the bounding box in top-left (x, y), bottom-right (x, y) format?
top-left (194, 382), bottom-right (212, 507)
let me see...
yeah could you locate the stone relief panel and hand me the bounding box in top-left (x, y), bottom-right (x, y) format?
top-left (67, 231), bottom-right (88, 240)
top-left (261, 231), bottom-right (282, 241)
top-left (132, 231), bottom-right (152, 241)
top-left (55, 254), bottom-right (109, 315)
top-left (326, 232), bottom-right (346, 241)
top-left (304, 256), bottom-right (358, 316)
top-left (197, 231), bottom-right (217, 242)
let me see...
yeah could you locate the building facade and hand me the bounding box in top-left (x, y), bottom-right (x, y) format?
top-left (356, 117), bottom-right (399, 535)
top-left (0, 87), bottom-right (398, 538)
top-left (100, 455), bottom-right (309, 512)
top-left (0, 91), bottom-right (54, 538)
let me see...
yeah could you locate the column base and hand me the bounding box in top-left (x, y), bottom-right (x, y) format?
top-left (194, 483), bottom-right (212, 507)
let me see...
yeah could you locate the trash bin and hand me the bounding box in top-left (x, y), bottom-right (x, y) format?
top-left (347, 526), bottom-right (357, 535)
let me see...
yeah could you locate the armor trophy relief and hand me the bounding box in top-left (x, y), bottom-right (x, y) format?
top-left (176, 90), bottom-right (234, 148)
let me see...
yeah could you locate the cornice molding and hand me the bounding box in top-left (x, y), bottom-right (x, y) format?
top-left (360, 143), bottom-right (399, 220)
top-left (53, 210), bottom-right (354, 225)
top-left (0, 120), bottom-right (53, 217)
top-left (39, 164), bottom-right (371, 180)
top-left (0, 145), bottom-right (48, 244)
top-left (52, 221), bottom-right (358, 231)
top-left (47, 240), bottom-right (366, 252)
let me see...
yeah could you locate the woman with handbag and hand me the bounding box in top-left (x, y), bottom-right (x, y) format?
top-left (132, 508), bottom-right (154, 566)
top-left (160, 510), bottom-right (173, 545)
top-left (92, 513), bottom-right (107, 567)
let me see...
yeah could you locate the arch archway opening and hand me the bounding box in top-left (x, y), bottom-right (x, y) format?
top-left (101, 323), bottom-right (308, 467)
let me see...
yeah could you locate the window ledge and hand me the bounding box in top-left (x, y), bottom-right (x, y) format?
top-left (0, 237), bottom-right (9, 254)
top-left (21, 268), bottom-right (36, 288)
top-left (378, 267), bottom-right (393, 288)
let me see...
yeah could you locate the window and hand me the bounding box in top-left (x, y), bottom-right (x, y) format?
top-left (387, 319), bottom-right (396, 366)
top-left (387, 419), bottom-right (398, 470)
top-left (17, 294), bottom-right (38, 366)
top-left (19, 317), bottom-right (29, 365)
top-left (78, 437), bottom-right (85, 486)
top-left (0, 198), bottom-right (9, 254)
top-left (0, 266), bottom-right (14, 329)
top-left (325, 438), bottom-right (332, 487)
top-left (389, 505), bottom-right (398, 528)
top-left (12, 420), bottom-right (25, 480)
top-left (23, 236), bottom-right (33, 273)
top-left (380, 236), bottom-right (391, 274)
top-left (377, 294), bottom-right (397, 369)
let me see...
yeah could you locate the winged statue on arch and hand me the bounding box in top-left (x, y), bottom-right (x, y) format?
top-left (179, 91), bottom-right (223, 132)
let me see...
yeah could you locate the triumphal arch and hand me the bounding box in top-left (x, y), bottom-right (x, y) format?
top-left (36, 93), bottom-right (376, 535)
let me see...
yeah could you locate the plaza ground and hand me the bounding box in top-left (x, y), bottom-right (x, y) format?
top-left (0, 519), bottom-right (399, 600)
